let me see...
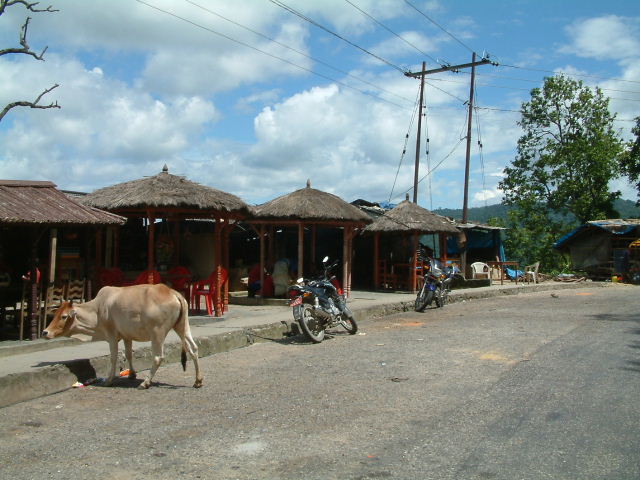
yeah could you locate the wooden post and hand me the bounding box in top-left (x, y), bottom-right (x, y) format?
top-left (411, 231), bottom-right (419, 292)
top-left (373, 232), bottom-right (380, 290)
top-left (297, 222), bottom-right (304, 280)
top-left (259, 224), bottom-right (266, 296)
top-left (214, 221), bottom-right (223, 316)
top-left (146, 211), bottom-right (156, 283)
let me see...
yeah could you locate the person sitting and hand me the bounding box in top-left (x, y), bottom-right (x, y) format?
top-left (272, 259), bottom-right (292, 297)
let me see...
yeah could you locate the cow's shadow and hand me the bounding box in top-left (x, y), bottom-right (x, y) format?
top-left (33, 359), bottom-right (181, 389)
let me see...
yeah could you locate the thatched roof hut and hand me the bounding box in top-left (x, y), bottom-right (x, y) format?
top-left (364, 196), bottom-right (460, 234)
top-left (254, 180), bottom-right (370, 223)
top-left (80, 166), bottom-right (252, 316)
top-left (81, 165), bottom-right (251, 216)
top-left (0, 180), bottom-right (125, 226)
top-left (364, 196), bottom-right (460, 292)
top-left (250, 180), bottom-right (371, 297)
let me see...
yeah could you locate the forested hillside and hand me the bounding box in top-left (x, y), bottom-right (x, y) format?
top-left (433, 199), bottom-right (640, 224)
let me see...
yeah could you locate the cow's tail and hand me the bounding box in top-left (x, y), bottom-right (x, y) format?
top-left (175, 292), bottom-right (189, 371)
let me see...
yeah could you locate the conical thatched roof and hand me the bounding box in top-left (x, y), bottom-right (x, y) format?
top-left (365, 197), bottom-right (460, 234)
top-left (81, 166), bottom-right (251, 215)
top-left (254, 180), bottom-right (370, 223)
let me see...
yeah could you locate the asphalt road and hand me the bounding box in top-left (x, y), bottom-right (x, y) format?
top-left (1, 285), bottom-right (638, 480)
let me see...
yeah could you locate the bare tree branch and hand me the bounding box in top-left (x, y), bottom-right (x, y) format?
top-left (0, 83), bottom-right (60, 122)
top-left (0, 0), bottom-right (58, 16)
top-left (0, 17), bottom-right (48, 59)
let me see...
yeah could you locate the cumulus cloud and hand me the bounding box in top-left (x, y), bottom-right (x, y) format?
top-left (561, 15), bottom-right (640, 60)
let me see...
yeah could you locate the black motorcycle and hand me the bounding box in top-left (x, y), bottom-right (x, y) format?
top-left (288, 257), bottom-right (357, 343)
top-left (415, 253), bottom-right (459, 312)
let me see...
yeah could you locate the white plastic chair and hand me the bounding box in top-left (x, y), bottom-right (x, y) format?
top-left (470, 262), bottom-right (490, 280)
top-left (524, 262), bottom-right (540, 284)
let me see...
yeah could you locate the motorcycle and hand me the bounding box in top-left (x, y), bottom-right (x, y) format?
top-left (288, 256), bottom-right (358, 343)
top-left (414, 247), bottom-right (460, 312)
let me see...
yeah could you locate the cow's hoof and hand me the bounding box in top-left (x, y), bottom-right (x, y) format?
top-left (138, 381), bottom-right (151, 390)
top-left (193, 379), bottom-right (203, 388)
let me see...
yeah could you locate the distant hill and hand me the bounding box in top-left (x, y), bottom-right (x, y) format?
top-left (433, 199), bottom-right (640, 224)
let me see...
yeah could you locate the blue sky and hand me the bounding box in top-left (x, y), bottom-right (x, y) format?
top-left (0, 0), bottom-right (638, 210)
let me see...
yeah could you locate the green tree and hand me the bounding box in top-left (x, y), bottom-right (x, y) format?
top-left (498, 75), bottom-right (626, 272)
top-left (620, 116), bottom-right (640, 205)
top-left (500, 75), bottom-right (624, 223)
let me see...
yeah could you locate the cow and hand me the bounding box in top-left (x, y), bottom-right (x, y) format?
top-left (42, 283), bottom-right (203, 389)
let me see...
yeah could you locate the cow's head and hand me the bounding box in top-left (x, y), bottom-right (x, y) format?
top-left (42, 301), bottom-right (77, 339)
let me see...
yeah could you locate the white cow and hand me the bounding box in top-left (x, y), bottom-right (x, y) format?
top-left (43, 283), bottom-right (203, 389)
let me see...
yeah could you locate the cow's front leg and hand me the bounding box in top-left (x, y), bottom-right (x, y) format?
top-left (123, 339), bottom-right (137, 380)
top-left (139, 336), bottom-right (164, 389)
top-left (103, 337), bottom-right (119, 386)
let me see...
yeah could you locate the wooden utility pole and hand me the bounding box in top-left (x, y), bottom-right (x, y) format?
top-left (412, 61), bottom-right (426, 204)
top-left (462, 52), bottom-right (477, 224)
top-left (405, 56), bottom-right (494, 210)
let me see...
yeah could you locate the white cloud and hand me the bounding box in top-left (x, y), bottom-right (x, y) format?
top-left (561, 15), bottom-right (640, 60)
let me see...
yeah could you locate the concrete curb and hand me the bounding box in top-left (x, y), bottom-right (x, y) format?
top-left (0, 281), bottom-right (600, 408)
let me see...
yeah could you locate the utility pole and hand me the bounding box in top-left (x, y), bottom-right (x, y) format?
top-left (405, 55), bottom-right (495, 210)
top-left (413, 61), bottom-right (426, 204)
top-left (462, 52), bottom-right (477, 224)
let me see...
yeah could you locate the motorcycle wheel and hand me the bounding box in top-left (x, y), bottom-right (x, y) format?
top-left (435, 285), bottom-right (448, 308)
top-left (414, 283), bottom-right (433, 312)
top-left (297, 304), bottom-right (325, 343)
top-left (340, 314), bottom-right (358, 335)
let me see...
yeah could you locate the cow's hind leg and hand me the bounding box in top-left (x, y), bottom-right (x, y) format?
top-left (123, 339), bottom-right (137, 380)
top-left (174, 324), bottom-right (203, 388)
top-left (139, 336), bottom-right (164, 389)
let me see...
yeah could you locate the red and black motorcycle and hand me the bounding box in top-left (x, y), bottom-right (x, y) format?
top-left (288, 257), bottom-right (357, 343)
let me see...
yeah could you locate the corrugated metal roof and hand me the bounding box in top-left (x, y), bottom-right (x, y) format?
top-left (0, 180), bottom-right (126, 225)
top-left (554, 218), bottom-right (640, 250)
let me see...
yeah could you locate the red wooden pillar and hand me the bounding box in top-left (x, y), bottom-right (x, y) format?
top-left (214, 220), bottom-right (223, 317)
top-left (259, 224), bottom-right (266, 296)
top-left (373, 232), bottom-right (380, 290)
top-left (297, 222), bottom-right (304, 280)
top-left (411, 231), bottom-right (419, 293)
top-left (147, 211), bottom-right (156, 284)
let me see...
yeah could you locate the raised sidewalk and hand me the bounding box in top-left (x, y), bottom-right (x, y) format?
top-left (0, 281), bottom-right (599, 408)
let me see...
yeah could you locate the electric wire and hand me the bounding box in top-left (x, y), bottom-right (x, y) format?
top-left (500, 63), bottom-right (640, 85)
top-left (344, 0), bottom-right (441, 65)
top-left (403, 0), bottom-right (477, 55)
top-left (184, 0), bottom-right (414, 106)
top-left (388, 86), bottom-right (421, 202)
top-left (135, 0), bottom-right (411, 110)
top-left (268, 0), bottom-right (407, 73)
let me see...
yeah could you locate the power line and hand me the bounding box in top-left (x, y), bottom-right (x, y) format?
top-left (389, 87), bottom-right (421, 202)
top-left (183, 0), bottom-right (414, 106)
top-left (500, 63), bottom-right (640, 85)
top-left (403, 0), bottom-right (477, 55)
top-left (268, 0), bottom-right (407, 73)
top-left (135, 0), bottom-right (410, 109)
top-left (344, 0), bottom-right (441, 65)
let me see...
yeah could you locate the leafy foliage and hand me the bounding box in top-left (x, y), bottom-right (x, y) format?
top-left (620, 116), bottom-right (640, 205)
top-left (500, 75), bottom-right (624, 224)
top-left (495, 75), bottom-right (628, 271)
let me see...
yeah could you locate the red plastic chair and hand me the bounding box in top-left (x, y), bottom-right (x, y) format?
top-left (98, 267), bottom-right (124, 287)
top-left (165, 266), bottom-right (192, 300)
top-left (191, 267), bottom-right (228, 316)
top-left (126, 269), bottom-right (161, 285)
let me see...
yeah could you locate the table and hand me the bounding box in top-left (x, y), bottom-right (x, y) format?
top-left (487, 261), bottom-right (520, 285)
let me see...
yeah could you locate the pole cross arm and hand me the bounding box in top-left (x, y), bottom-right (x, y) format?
top-left (404, 58), bottom-right (496, 77)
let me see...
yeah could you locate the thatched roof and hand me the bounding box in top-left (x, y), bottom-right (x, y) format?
top-left (81, 166), bottom-right (252, 215)
top-left (365, 197), bottom-right (460, 234)
top-left (0, 180), bottom-right (126, 226)
top-left (253, 180), bottom-right (370, 224)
